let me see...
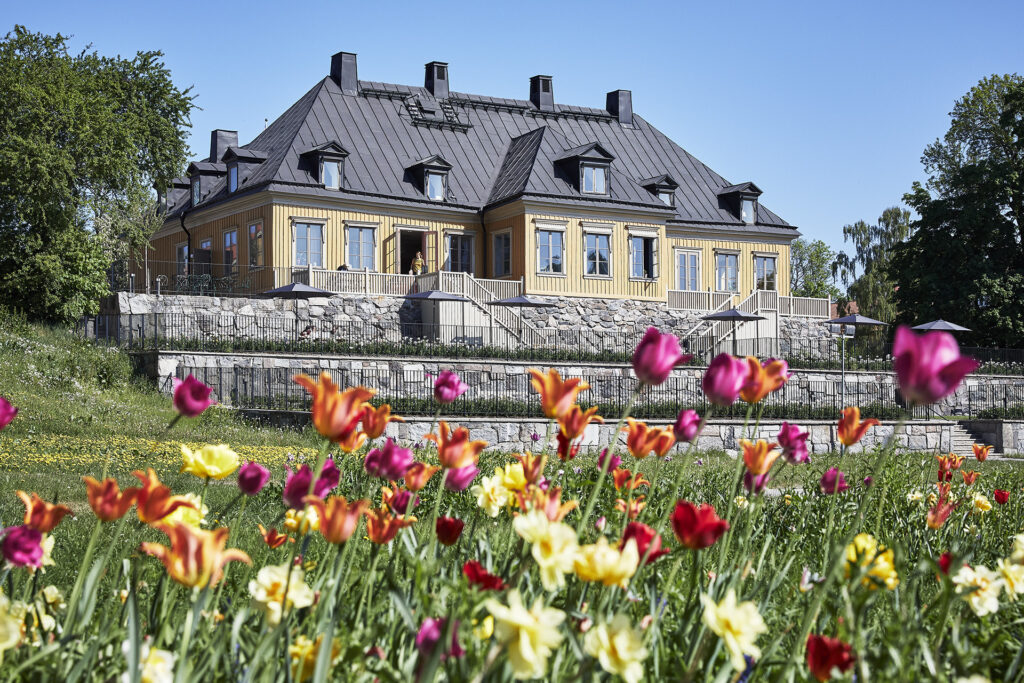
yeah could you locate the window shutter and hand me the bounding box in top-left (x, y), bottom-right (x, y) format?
top-left (652, 239), bottom-right (660, 279)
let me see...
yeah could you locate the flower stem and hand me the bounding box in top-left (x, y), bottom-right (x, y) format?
top-left (427, 468), bottom-right (450, 558)
top-left (62, 517), bottom-right (103, 633)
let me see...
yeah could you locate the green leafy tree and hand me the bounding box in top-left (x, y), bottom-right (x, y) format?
top-left (893, 75), bottom-right (1024, 346)
top-left (832, 207), bottom-right (913, 323)
top-left (0, 26), bottom-right (193, 321)
top-left (790, 238), bottom-right (841, 299)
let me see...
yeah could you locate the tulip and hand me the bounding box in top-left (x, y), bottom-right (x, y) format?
top-left (404, 462), bottom-right (440, 492)
top-left (611, 468), bottom-right (649, 492)
top-left (556, 431), bottom-right (580, 461)
top-left (133, 469), bottom-right (196, 524)
top-left (522, 485), bottom-right (578, 523)
top-left (622, 419), bottom-right (675, 459)
top-left (528, 368), bottom-right (590, 420)
top-left (282, 459), bottom-right (340, 509)
top-left (973, 443), bottom-right (992, 462)
top-left (140, 523), bottom-right (251, 589)
top-left (426, 422), bottom-right (487, 470)
top-left (180, 443), bottom-right (239, 480)
top-left (463, 559), bottom-right (506, 591)
top-left (237, 461), bottom-right (271, 496)
top-left (360, 403), bottom-right (403, 440)
top-left (1, 525), bottom-right (43, 567)
top-left (938, 552), bottom-right (954, 575)
top-left (293, 372), bottom-right (374, 447)
top-left (365, 505), bottom-right (416, 544)
top-left (444, 465), bottom-right (479, 491)
top-left (671, 501), bottom-right (729, 550)
top-left (819, 468), bottom-right (848, 495)
top-left (892, 326), bottom-right (978, 405)
top-left (558, 405), bottom-right (603, 443)
top-left (598, 449), bottom-right (621, 473)
top-left (806, 635), bottom-right (855, 682)
top-left (620, 522), bottom-right (668, 564)
top-left (17, 491), bottom-right (72, 533)
top-left (777, 422), bottom-right (810, 464)
top-left (172, 374), bottom-right (214, 418)
top-left (515, 452), bottom-right (547, 485)
top-left (390, 489), bottom-right (418, 515)
top-left (740, 356), bottom-right (789, 404)
top-left (672, 409), bottom-right (704, 444)
top-left (83, 477), bottom-right (139, 522)
top-left (433, 370), bottom-right (469, 404)
top-left (416, 617), bottom-right (464, 661)
top-left (615, 496), bottom-right (646, 519)
top-left (740, 439), bottom-right (780, 476)
top-left (436, 516), bottom-right (465, 546)
top-left (258, 524), bottom-right (290, 548)
top-left (837, 407), bottom-right (879, 447)
top-left (364, 438), bottom-right (414, 480)
top-left (743, 471), bottom-right (770, 494)
top-left (702, 354), bottom-right (748, 406)
top-left (304, 495), bottom-right (368, 544)
top-left (961, 470), bottom-right (979, 486)
top-left (632, 327), bottom-right (692, 386)
top-left (995, 489), bottom-right (1010, 505)
top-left (0, 396), bottom-right (17, 430)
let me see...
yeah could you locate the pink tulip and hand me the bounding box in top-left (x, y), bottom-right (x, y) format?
top-left (702, 354), bottom-right (748, 406)
top-left (2, 525), bottom-right (43, 567)
top-left (433, 371), bottom-right (469, 404)
top-left (0, 397), bottom-right (17, 430)
top-left (415, 617), bottom-right (464, 660)
top-left (364, 439), bottom-right (414, 480)
top-left (444, 465), bottom-right (479, 491)
top-left (172, 374), bottom-right (214, 418)
top-left (777, 422), bottom-right (810, 464)
top-left (282, 458), bottom-right (340, 509)
top-left (632, 327), bottom-right (692, 386)
top-left (673, 409), bottom-right (704, 443)
top-left (743, 471), bottom-right (770, 494)
top-left (819, 468), bottom-right (849, 495)
top-left (892, 326), bottom-right (978, 405)
top-left (391, 490), bottom-right (419, 515)
top-left (237, 461), bottom-right (271, 496)
top-left (598, 449), bottom-right (621, 473)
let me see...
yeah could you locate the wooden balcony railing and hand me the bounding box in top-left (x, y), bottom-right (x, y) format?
top-left (778, 296), bottom-right (830, 318)
top-left (666, 290), bottom-right (734, 311)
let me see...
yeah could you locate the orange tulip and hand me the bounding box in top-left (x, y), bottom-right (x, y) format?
top-left (365, 506), bottom-right (416, 545)
top-left (961, 470), bottom-right (979, 486)
top-left (404, 463), bottom-right (440, 492)
top-left (425, 421), bottom-right (487, 470)
top-left (335, 429), bottom-right (368, 454)
top-left (622, 418), bottom-right (676, 459)
top-left (17, 491), bottom-right (72, 533)
top-left (612, 468), bottom-right (650, 492)
top-left (82, 477), bottom-right (139, 522)
top-left (304, 495), bottom-right (369, 544)
top-left (837, 407), bottom-right (880, 447)
top-left (615, 496), bottom-right (646, 520)
top-left (293, 373), bottom-right (374, 446)
top-left (141, 522), bottom-right (250, 588)
top-left (258, 524), bottom-right (291, 548)
top-left (361, 403), bottom-right (403, 440)
top-left (518, 485), bottom-right (578, 522)
top-left (558, 405), bottom-right (604, 441)
top-left (927, 494), bottom-right (955, 530)
top-left (972, 444), bottom-right (992, 463)
top-left (528, 368), bottom-right (590, 420)
top-left (739, 357), bottom-right (789, 404)
top-left (741, 439), bottom-right (781, 475)
top-left (132, 469), bottom-right (197, 525)
top-left (514, 452), bottom-right (547, 486)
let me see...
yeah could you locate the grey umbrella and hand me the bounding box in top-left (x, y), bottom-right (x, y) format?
top-left (405, 290), bottom-right (471, 339)
top-left (912, 319), bottom-right (972, 332)
top-left (701, 308), bottom-right (767, 355)
top-left (258, 283), bottom-right (334, 299)
top-left (823, 314), bottom-right (888, 408)
top-left (487, 295), bottom-right (553, 342)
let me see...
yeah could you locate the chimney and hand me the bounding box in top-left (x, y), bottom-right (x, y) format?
top-left (209, 129), bottom-right (238, 162)
top-left (529, 75), bottom-right (554, 112)
top-left (606, 90), bottom-right (633, 126)
top-left (424, 61), bottom-right (449, 98)
top-left (330, 51), bottom-right (359, 95)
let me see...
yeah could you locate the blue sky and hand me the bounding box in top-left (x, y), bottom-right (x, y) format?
top-left (10, 0), bottom-right (1023, 255)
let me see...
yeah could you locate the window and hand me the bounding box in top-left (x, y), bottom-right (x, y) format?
top-left (228, 165), bottom-right (238, 193)
top-left (191, 178), bottom-right (201, 206)
top-left (176, 244), bottom-right (188, 275)
top-left (346, 226), bottom-right (374, 270)
top-left (493, 232), bottom-right (511, 277)
top-left (322, 160), bottom-right (341, 190)
top-left (630, 236), bottom-right (657, 279)
top-left (426, 171), bottom-right (446, 201)
top-left (585, 233), bottom-right (610, 277)
top-left (248, 222), bottom-right (264, 268)
top-left (581, 164), bottom-right (607, 194)
top-left (196, 239), bottom-right (212, 276)
top-left (716, 253), bottom-right (739, 292)
top-left (537, 230), bottom-right (564, 274)
top-left (676, 250), bottom-right (700, 291)
top-left (294, 223), bottom-right (323, 268)
top-left (658, 190), bottom-right (675, 206)
top-left (754, 255), bottom-right (777, 290)
top-left (223, 230), bottom-right (238, 275)
top-left (447, 234), bottom-right (473, 274)
top-left (741, 198), bottom-right (757, 224)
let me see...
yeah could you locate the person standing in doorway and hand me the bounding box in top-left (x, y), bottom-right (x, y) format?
top-left (411, 251), bottom-right (425, 275)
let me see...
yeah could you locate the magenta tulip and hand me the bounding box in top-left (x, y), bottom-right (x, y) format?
top-left (892, 326), bottom-right (978, 405)
top-left (237, 461), bottom-right (271, 496)
top-left (444, 465), bottom-right (479, 491)
top-left (415, 617), bottom-right (464, 660)
top-left (632, 327), bottom-right (692, 386)
top-left (819, 468), bottom-right (849, 495)
top-left (673, 409), bottom-right (704, 443)
top-left (777, 422), bottom-right (810, 464)
top-left (391, 490), bottom-right (419, 515)
top-left (598, 449), bottom-right (621, 473)
top-left (0, 396), bottom-right (17, 431)
top-left (743, 471), bottom-right (770, 494)
top-left (364, 438), bottom-right (414, 480)
top-left (433, 371), bottom-right (469, 404)
top-left (701, 354), bottom-right (748, 406)
top-left (282, 458), bottom-right (340, 509)
top-left (172, 374), bottom-right (214, 418)
top-left (2, 525), bottom-right (43, 567)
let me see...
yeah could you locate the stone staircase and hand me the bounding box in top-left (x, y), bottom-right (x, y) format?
top-left (948, 422), bottom-right (979, 459)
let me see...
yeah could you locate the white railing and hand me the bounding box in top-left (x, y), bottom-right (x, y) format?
top-left (367, 272), bottom-right (416, 296)
top-left (779, 296), bottom-right (831, 318)
top-left (754, 289), bottom-right (778, 312)
top-left (666, 290), bottom-right (735, 311)
top-left (291, 268), bottom-right (416, 297)
top-left (475, 277), bottom-right (523, 301)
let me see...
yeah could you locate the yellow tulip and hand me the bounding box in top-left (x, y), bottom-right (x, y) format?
top-left (180, 444), bottom-right (239, 480)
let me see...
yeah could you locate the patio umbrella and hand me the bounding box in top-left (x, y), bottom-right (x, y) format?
top-left (823, 314), bottom-right (888, 408)
top-left (486, 295), bottom-right (553, 343)
top-left (405, 290), bottom-right (471, 339)
top-left (912, 319), bottom-right (971, 332)
top-left (700, 308), bottom-right (767, 355)
top-left (257, 283), bottom-right (334, 299)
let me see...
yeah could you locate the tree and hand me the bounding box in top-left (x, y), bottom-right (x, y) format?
top-left (0, 26), bottom-right (193, 321)
top-left (790, 238), bottom-right (841, 300)
top-left (892, 75), bottom-right (1024, 346)
top-left (832, 207), bottom-right (913, 323)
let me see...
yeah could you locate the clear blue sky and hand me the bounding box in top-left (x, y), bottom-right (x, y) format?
top-left (9, 0), bottom-right (1023, 255)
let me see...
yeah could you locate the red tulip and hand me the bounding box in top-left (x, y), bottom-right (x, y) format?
top-left (994, 489), bottom-right (1010, 505)
top-left (632, 327), bottom-right (692, 386)
top-left (620, 522), bottom-right (669, 564)
top-left (436, 516), bottom-right (465, 546)
top-left (938, 551), bottom-right (954, 575)
top-left (670, 501), bottom-right (729, 550)
top-left (892, 326), bottom-right (978, 405)
top-left (462, 560), bottom-right (505, 590)
top-left (806, 634), bottom-right (855, 682)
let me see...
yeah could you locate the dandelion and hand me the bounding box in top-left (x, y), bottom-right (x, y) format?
top-left (700, 589), bottom-right (767, 671)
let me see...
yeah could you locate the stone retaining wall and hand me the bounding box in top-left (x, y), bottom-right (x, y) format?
top-left (962, 419), bottom-right (1024, 454)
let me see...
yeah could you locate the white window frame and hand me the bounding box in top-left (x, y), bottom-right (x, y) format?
top-left (444, 231), bottom-right (475, 274)
top-left (322, 160), bottom-right (341, 190)
top-left (753, 253), bottom-right (777, 291)
top-left (223, 227), bottom-right (238, 275)
top-left (247, 221), bottom-right (264, 269)
top-left (190, 178), bottom-right (201, 206)
top-left (715, 250), bottom-right (740, 293)
top-left (582, 222), bottom-right (613, 280)
top-left (741, 198), bottom-right (757, 224)
top-left (425, 171), bottom-right (446, 201)
top-left (344, 221), bottom-right (376, 271)
top-left (228, 164), bottom-right (238, 193)
top-left (658, 190), bottom-right (675, 206)
top-left (535, 221), bottom-right (566, 276)
top-left (626, 227), bottom-right (659, 281)
top-left (292, 220), bottom-right (325, 269)
top-left (492, 230), bottom-right (512, 278)
top-left (674, 248), bottom-right (701, 291)
top-left (581, 163), bottom-right (608, 195)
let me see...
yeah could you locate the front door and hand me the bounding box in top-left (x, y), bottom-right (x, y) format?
top-left (398, 230), bottom-right (426, 274)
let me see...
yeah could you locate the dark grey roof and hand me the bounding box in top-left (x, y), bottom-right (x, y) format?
top-left (718, 181), bottom-right (762, 196)
top-left (167, 73), bottom-right (794, 230)
top-left (188, 161), bottom-right (227, 174)
top-left (223, 147), bottom-right (268, 163)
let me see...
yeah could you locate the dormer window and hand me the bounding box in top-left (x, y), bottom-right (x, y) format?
top-left (228, 164), bottom-right (238, 193)
top-left (426, 171), bottom-right (446, 201)
top-left (191, 178), bottom-right (201, 206)
top-left (299, 141), bottom-right (349, 192)
top-left (716, 182), bottom-right (763, 225)
top-left (741, 198), bottom-right (757, 224)
top-left (581, 164), bottom-right (608, 195)
top-left (555, 142), bottom-right (615, 196)
top-left (658, 190), bottom-right (674, 206)
top-left (322, 160), bottom-right (341, 190)
top-left (406, 155), bottom-right (453, 202)
top-left (639, 174), bottom-right (679, 209)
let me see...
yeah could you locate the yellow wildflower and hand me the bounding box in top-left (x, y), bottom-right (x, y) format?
top-left (513, 511), bottom-right (579, 591)
top-left (471, 472), bottom-right (510, 518)
top-left (700, 589), bottom-right (767, 671)
top-left (248, 564), bottom-right (315, 626)
top-left (574, 537), bottom-right (639, 589)
top-left (180, 444), bottom-right (239, 480)
top-left (473, 615), bottom-right (494, 640)
top-left (845, 533), bottom-right (899, 590)
top-left (485, 589), bottom-right (565, 680)
top-left (734, 496), bottom-right (749, 510)
top-left (583, 614), bottom-right (648, 683)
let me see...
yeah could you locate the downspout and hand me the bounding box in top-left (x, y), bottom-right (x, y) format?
top-left (479, 209), bottom-right (488, 278)
top-left (179, 210), bottom-right (192, 269)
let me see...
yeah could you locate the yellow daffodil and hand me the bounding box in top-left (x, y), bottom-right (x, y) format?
top-left (499, 462), bottom-right (528, 497)
top-left (574, 537), bottom-right (639, 589)
top-left (131, 642), bottom-right (175, 683)
top-left (40, 586), bottom-right (64, 612)
top-left (289, 634), bottom-right (341, 682)
top-left (471, 472), bottom-right (510, 518)
top-left (952, 564), bottom-right (1004, 617)
top-left (973, 493), bottom-right (992, 514)
top-left (180, 444), bottom-right (239, 480)
top-left (160, 493), bottom-right (207, 528)
top-left (0, 596), bottom-right (21, 658)
top-left (513, 511), bottom-right (579, 591)
top-left (997, 558), bottom-right (1024, 601)
top-left (845, 533), bottom-right (899, 590)
top-left (583, 614), bottom-right (648, 683)
top-left (485, 589), bottom-right (566, 680)
top-left (700, 589), bottom-right (767, 671)
top-left (248, 563), bottom-right (315, 625)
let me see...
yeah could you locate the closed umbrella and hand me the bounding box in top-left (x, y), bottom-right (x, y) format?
top-left (405, 290), bottom-right (471, 340)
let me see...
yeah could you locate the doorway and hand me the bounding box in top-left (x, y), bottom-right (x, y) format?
top-left (399, 230), bottom-right (425, 274)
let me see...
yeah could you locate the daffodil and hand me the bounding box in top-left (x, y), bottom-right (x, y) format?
top-left (180, 444), bottom-right (239, 480)
top-left (289, 634), bottom-right (341, 682)
top-left (0, 596), bottom-right (21, 659)
top-left (473, 615), bottom-right (494, 640)
top-left (997, 558), bottom-right (1024, 601)
top-left (583, 614), bottom-right (648, 683)
top-left (574, 537), bottom-right (639, 589)
top-left (283, 507), bottom-right (320, 536)
top-left (248, 563), bottom-right (315, 625)
top-left (952, 564), bottom-right (1003, 617)
top-left (972, 493), bottom-right (992, 514)
top-left (471, 472), bottom-right (510, 518)
top-left (700, 589), bottom-right (767, 671)
top-left (513, 511), bottom-right (579, 591)
top-left (845, 533), bottom-right (899, 590)
top-left (1012, 534), bottom-right (1024, 564)
top-left (499, 462), bottom-right (528, 497)
top-left (485, 589), bottom-right (566, 680)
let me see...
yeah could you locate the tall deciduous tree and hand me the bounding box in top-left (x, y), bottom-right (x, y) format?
top-left (0, 26), bottom-right (193, 321)
top-left (832, 207), bottom-right (913, 323)
top-left (790, 238), bottom-right (841, 300)
top-left (893, 75), bottom-right (1024, 346)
